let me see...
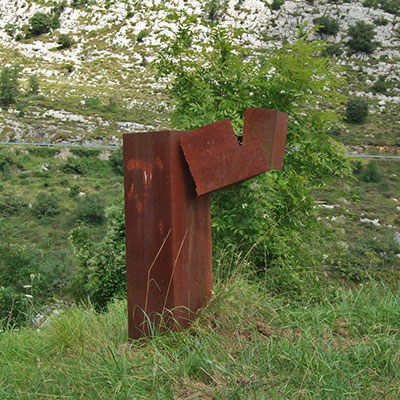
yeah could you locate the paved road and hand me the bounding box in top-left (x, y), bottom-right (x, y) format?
top-left (0, 141), bottom-right (118, 149)
top-left (1, 141), bottom-right (400, 159)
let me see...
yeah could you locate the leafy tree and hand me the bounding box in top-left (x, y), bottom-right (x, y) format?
top-left (29, 12), bottom-right (52, 36)
top-left (0, 66), bottom-right (20, 107)
top-left (347, 21), bottom-right (379, 54)
top-left (155, 18), bottom-right (351, 298)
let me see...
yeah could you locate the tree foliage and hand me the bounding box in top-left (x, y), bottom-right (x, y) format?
top-left (155, 18), bottom-right (351, 297)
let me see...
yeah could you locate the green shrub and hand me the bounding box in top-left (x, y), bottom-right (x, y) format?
top-left (364, 0), bottom-right (400, 16)
top-left (381, 0), bottom-right (400, 15)
top-left (76, 193), bottom-right (105, 224)
top-left (322, 43), bottom-right (343, 57)
top-left (65, 63), bottom-right (74, 73)
top-left (373, 16), bottom-right (389, 25)
top-left (109, 147), bottom-right (123, 175)
top-left (61, 157), bottom-right (88, 175)
top-left (28, 146), bottom-right (59, 157)
top-left (0, 189), bottom-right (26, 214)
top-left (83, 97), bottom-right (100, 108)
top-left (0, 148), bottom-right (16, 172)
top-left (71, 0), bottom-right (89, 8)
top-left (51, 14), bottom-right (60, 29)
top-left (314, 16), bottom-right (340, 35)
top-left (31, 192), bottom-right (61, 219)
top-left (28, 75), bottom-right (40, 95)
top-left (271, 0), bottom-right (284, 9)
top-left (52, 1), bottom-right (66, 15)
top-left (345, 98), bottom-right (369, 123)
top-left (371, 76), bottom-right (391, 94)
top-left (5, 23), bottom-right (16, 37)
top-left (136, 29), bottom-right (149, 43)
top-left (70, 204), bottom-right (126, 308)
top-left (57, 33), bottom-right (73, 49)
top-left (0, 66), bottom-right (20, 107)
top-left (360, 161), bottom-right (381, 182)
top-left (21, 24), bottom-right (32, 39)
top-left (69, 183), bottom-right (81, 197)
top-left (29, 12), bottom-right (51, 36)
top-left (347, 21), bottom-right (379, 54)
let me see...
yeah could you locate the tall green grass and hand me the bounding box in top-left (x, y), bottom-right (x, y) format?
top-left (1, 275), bottom-right (399, 399)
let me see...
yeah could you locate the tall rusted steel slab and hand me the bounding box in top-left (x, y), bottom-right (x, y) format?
top-left (243, 108), bottom-right (288, 170)
top-left (180, 119), bottom-right (268, 196)
top-left (123, 130), bottom-right (212, 339)
top-left (123, 108), bottom-right (288, 339)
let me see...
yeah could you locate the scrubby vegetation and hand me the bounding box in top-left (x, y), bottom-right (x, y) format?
top-left (346, 98), bottom-right (369, 123)
top-left (347, 21), bottom-right (380, 54)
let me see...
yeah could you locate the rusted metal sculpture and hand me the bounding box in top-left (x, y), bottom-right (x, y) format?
top-left (123, 107), bottom-right (288, 339)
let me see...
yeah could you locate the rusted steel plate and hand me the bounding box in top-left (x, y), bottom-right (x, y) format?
top-left (123, 130), bottom-right (213, 339)
top-left (243, 108), bottom-right (288, 170)
top-left (180, 119), bottom-right (268, 196)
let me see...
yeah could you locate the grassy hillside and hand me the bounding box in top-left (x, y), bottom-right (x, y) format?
top-left (1, 276), bottom-right (400, 399)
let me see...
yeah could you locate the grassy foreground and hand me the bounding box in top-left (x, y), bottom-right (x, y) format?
top-left (1, 274), bottom-right (400, 399)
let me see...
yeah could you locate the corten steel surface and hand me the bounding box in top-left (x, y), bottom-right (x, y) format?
top-left (243, 108), bottom-right (288, 170)
top-left (180, 119), bottom-right (268, 196)
top-left (123, 107), bottom-right (288, 339)
top-left (123, 130), bottom-right (212, 339)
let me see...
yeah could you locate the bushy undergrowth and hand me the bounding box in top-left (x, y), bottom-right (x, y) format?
top-left (346, 98), bottom-right (369, 123)
top-left (69, 204), bottom-right (126, 308)
top-left (0, 245), bottom-right (67, 328)
top-left (31, 192), bottom-right (61, 219)
top-left (76, 193), bottom-right (105, 224)
top-left (314, 16), bottom-right (340, 35)
top-left (0, 188), bottom-right (26, 214)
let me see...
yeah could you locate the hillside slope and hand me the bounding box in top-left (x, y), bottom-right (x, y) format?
top-left (0, 0), bottom-right (399, 145)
